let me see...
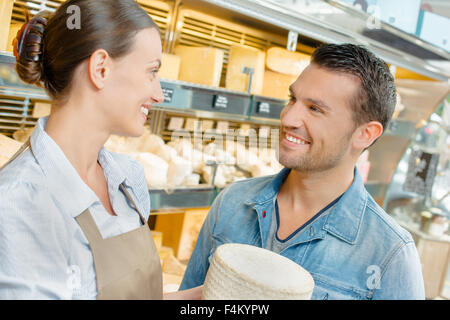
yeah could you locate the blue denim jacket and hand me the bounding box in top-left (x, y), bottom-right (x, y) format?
top-left (180, 168), bottom-right (425, 300)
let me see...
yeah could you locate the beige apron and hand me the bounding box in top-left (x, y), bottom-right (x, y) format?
top-left (1, 139), bottom-right (163, 300)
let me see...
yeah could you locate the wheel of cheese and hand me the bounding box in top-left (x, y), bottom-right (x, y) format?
top-left (174, 46), bottom-right (224, 87)
top-left (266, 47), bottom-right (310, 76)
top-left (203, 243), bottom-right (314, 300)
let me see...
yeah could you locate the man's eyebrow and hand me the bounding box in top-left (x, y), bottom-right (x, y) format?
top-left (288, 85), bottom-right (295, 95)
top-left (304, 97), bottom-right (331, 112)
top-left (288, 86), bottom-right (330, 111)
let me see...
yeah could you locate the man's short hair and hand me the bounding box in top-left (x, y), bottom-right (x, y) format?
top-left (311, 43), bottom-right (397, 131)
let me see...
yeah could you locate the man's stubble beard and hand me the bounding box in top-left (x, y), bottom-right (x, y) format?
top-left (277, 129), bottom-right (354, 173)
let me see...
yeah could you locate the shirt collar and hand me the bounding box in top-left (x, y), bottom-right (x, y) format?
top-left (244, 167), bottom-right (291, 206)
top-left (97, 146), bottom-right (127, 191)
top-left (30, 117), bottom-right (126, 218)
top-left (322, 168), bottom-right (367, 244)
top-left (245, 166), bottom-right (367, 245)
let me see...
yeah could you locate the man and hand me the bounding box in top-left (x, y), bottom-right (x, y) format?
top-left (180, 44), bottom-right (425, 299)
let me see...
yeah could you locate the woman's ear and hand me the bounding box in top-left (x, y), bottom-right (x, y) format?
top-left (88, 49), bottom-right (111, 90)
top-left (352, 121), bottom-right (384, 151)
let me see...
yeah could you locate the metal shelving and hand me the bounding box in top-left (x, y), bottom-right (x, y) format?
top-left (198, 0), bottom-right (450, 82)
top-left (2, 0), bottom-right (450, 209)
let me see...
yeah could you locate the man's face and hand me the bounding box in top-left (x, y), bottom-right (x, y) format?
top-left (278, 63), bottom-right (361, 173)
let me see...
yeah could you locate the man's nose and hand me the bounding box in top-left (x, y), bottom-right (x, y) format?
top-left (280, 103), bottom-right (306, 129)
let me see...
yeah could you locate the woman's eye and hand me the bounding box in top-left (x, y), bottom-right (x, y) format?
top-left (288, 95), bottom-right (296, 103)
top-left (149, 69), bottom-right (159, 77)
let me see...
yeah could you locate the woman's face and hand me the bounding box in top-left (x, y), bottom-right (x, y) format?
top-left (101, 27), bottom-right (164, 137)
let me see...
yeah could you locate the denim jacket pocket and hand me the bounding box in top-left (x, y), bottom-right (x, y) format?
top-left (311, 273), bottom-right (371, 300)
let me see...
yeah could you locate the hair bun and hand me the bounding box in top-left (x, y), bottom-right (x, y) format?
top-left (13, 15), bottom-right (48, 85)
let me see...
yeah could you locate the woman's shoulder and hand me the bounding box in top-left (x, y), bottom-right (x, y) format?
top-left (0, 151), bottom-right (56, 223)
top-left (0, 149), bottom-right (46, 190)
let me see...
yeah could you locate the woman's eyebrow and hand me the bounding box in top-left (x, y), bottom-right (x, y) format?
top-left (147, 59), bottom-right (161, 68)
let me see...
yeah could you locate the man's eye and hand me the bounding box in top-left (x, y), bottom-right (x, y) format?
top-left (309, 105), bottom-right (321, 113)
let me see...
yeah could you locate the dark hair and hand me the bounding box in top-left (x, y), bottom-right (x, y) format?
top-left (311, 43), bottom-right (396, 132)
top-left (14, 0), bottom-right (159, 101)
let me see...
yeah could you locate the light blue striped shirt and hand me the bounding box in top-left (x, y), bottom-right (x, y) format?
top-left (0, 117), bottom-right (150, 299)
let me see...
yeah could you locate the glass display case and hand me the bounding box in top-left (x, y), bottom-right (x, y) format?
top-left (384, 97), bottom-right (449, 236)
top-left (383, 96), bottom-right (449, 299)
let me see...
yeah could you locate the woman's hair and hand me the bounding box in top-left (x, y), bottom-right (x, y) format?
top-left (13, 0), bottom-right (159, 101)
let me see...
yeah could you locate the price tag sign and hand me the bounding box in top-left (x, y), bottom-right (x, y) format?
top-left (162, 87), bottom-right (174, 103)
top-left (257, 102), bottom-right (271, 114)
top-left (213, 95), bottom-right (228, 109)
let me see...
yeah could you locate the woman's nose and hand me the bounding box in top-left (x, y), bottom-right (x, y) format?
top-left (152, 80), bottom-right (164, 104)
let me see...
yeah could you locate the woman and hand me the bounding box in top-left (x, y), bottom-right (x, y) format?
top-left (0, 0), bottom-right (201, 299)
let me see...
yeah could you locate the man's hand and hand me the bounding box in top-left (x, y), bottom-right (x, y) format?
top-left (163, 285), bottom-right (203, 300)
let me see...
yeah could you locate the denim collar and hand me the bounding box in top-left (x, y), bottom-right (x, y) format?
top-left (244, 166), bottom-right (367, 245)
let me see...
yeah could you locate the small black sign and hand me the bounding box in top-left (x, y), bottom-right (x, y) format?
top-left (257, 102), bottom-right (271, 114)
top-left (213, 95), bottom-right (228, 109)
top-left (162, 87), bottom-right (174, 103)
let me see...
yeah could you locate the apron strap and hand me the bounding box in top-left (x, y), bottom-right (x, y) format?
top-left (75, 209), bottom-right (104, 243)
top-left (119, 184), bottom-right (147, 225)
top-left (75, 184), bottom-right (147, 243)
top-left (0, 138), bottom-right (31, 171)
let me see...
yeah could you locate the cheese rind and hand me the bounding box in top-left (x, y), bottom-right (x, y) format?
top-left (174, 46), bottom-right (224, 87)
top-left (262, 70), bottom-right (297, 100)
top-left (266, 47), bottom-right (310, 76)
top-left (225, 45), bottom-right (265, 94)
